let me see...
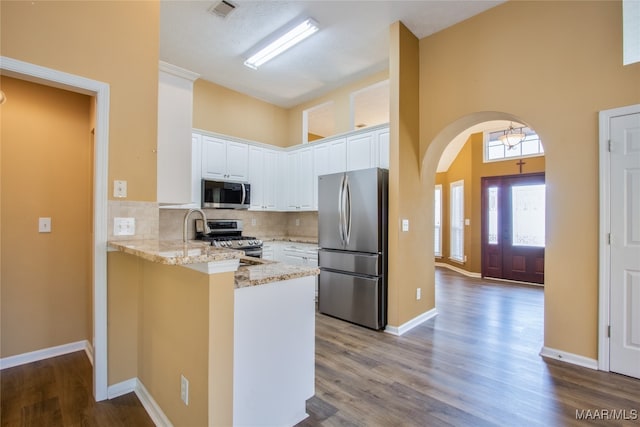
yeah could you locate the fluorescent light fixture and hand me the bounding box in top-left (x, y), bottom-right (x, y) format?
top-left (244, 18), bottom-right (319, 70)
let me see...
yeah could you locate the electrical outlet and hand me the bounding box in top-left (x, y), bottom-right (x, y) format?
top-left (295, 218), bottom-right (300, 226)
top-left (113, 217), bottom-right (135, 236)
top-left (416, 288), bottom-right (421, 300)
top-left (180, 374), bottom-right (189, 405)
top-left (402, 219), bottom-right (409, 232)
top-left (251, 218), bottom-right (257, 226)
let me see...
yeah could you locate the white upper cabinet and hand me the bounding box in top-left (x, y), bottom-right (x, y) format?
top-left (313, 137), bottom-right (346, 209)
top-left (248, 146), bottom-right (279, 210)
top-left (201, 136), bottom-right (249, 182)
top-left (286, 147), bottom-right (314, 211)
top-left (376, 127), bottom-right (390, 169)
top-left (346, 132), bottom-right (378, 171)
top-left (157, 62), bottom-right (199, 204)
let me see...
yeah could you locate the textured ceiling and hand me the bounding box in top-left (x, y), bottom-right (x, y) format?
top-left (160, 1), bottom-right (504, 108)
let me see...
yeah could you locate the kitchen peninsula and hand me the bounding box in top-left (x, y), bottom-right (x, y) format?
top-left (107, 239), bottom-right (318, 427)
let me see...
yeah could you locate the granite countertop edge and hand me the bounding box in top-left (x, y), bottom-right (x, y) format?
top-left (260, 236), bottom-right (319, 244)
top-left (108, 239), bottom-right (243, 265)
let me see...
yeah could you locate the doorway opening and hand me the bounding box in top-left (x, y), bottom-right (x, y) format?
top-left (481, 173), bottom-right (545, 284)
top-left (433, 119), bottom-right (545, 284)
top-left (1, 56), bottom-right (110, 401)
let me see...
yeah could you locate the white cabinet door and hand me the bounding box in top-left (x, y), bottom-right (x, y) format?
top-left (202, 137), bottom-right (248, 181)
top-left (249, 146), bottom-right (278, 211)
top-left (201, 136), bottom-right (228, 179)
top-left (248, 146), bottom-right (265, 210)
top-left (312, 137), bottom-right (347, 209)
top-left (263, 149), bottom-right (278, 210)
top-left (347, 132), bottom-right (376, 171)
top-left (377, 127), bottom-right (390, 169)
top-left (297, 148), bottom-right (314, 210)
top-left (286, 148), bottom-right (314, 211)
top-left (226, 141), bottom-right (249, 181)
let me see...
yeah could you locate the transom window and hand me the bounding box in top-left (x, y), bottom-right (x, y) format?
top-left (484, 126), bottom-right (544, 162)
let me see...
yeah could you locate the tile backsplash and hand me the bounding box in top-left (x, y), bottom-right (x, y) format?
top-left (108, 200), bottom-right (159, 241)
top-left (160, 208), bottom-right (318, 241)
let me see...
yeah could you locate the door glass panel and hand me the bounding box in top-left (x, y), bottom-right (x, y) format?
top-left (512, 184), bottom-right (546, 247)
top-left (488, 186), bottom-right (499, 245)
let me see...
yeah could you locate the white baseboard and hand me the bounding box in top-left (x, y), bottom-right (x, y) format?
top-left (385, 308), bottom-right (438, 336)
top-left (108, 378), bottom-right (173, 427)
top-left (135, 379), bottom-right (174, 427)
top-left (108, 378), bottom-right (138, 399)
top-left (435, 262), bottom-right (481, 278)
top-left (0, 340), bottom-right (92, 370)
top-left (539, 346), bottom-right (599, 370)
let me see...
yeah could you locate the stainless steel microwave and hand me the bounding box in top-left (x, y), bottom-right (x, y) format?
top-left (202, 179), bottom-right (250, 209)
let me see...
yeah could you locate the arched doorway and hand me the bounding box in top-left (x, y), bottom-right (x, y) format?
top-left (429, 115), bottom-right (546, 284)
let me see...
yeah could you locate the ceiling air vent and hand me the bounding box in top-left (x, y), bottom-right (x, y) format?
top-left (208, 0), bottom-right (237, 19)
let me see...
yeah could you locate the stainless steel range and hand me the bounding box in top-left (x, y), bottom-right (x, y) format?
top-left (195, 219), bottom-right (263, 258)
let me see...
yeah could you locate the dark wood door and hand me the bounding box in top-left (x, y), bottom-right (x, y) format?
top-left (481, 173), bottom-right (545, 284)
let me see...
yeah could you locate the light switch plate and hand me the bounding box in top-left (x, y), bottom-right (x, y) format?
top-left (114, 217), bottom-right (135, 236)
top-left (114, 180), bottom-right (127, 198)
top-left (39, 217), bottom-right (52, 233)
top-left (402, 219), bottom-right (409, 232)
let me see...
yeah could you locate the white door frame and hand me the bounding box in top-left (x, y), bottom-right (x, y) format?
top-left (0, 56), bottom-right (110, 400)
top-left (598, 103), bottom-right (640, 371)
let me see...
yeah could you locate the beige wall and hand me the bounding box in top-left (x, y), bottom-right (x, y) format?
top-left (1, 0), bottom-right (160, 202)
top-left (387, 22), bottom-right (433, 327)
top-left (1, 77), bottom-right (92, 357)
top-left (436, 132), bottom-right (546, 274)
top-left (193, 79), bottom-right (290, 147)
top-left (419, 1), bottom-right (640, 359)
top-left (193, 71), bottom-right (389, 148)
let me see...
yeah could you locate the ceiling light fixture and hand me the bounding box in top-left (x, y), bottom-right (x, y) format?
top-left (244, 18), bottom-right (319, 70)
top-left (499, 123), bottom-right (526, 149)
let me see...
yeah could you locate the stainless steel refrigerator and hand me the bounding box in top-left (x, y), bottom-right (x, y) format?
top-left (318, 167), bottom-right (388, 330)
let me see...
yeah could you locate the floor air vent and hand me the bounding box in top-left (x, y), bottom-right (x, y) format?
top-left (208, 0), bottom-right (237, 19)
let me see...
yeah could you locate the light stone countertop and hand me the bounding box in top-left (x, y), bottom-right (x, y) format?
top-left (235, 257), bottom-right (319, 288)
top-left (260, 236), bottom-right (318, 245)
top-left (108, 239), bottom-right (243, 265)
top-left (108, 239), bottom-right (318, 287)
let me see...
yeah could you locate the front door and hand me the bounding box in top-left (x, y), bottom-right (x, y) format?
top-left (609, 110), bottom-right (640, 379)
top-left (481, 173), bottom-right (545, 284)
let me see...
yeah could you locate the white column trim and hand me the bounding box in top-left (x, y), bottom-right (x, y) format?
top-left (0, 56), bottom-right (110, 401)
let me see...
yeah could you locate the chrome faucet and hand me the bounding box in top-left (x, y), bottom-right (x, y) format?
top-left (183, 208), bottom-right (210, 242)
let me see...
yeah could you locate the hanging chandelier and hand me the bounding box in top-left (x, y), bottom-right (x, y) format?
top-left (499, 123), bottom-right (526, 149)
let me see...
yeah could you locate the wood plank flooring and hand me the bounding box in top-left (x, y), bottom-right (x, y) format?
top-left (3, 268), bottom-right (639, 426)
top-left (298, 268), bottom-right (640, 426)
top-left (0, 351), bottom-right (153, 427)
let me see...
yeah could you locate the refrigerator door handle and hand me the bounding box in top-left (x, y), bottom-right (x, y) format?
top-left (344, 175), bottom-right (352, 245)
top-left (338, 174), bottom-right (346, 245)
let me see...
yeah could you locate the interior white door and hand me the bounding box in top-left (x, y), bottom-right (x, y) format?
top-left (610, 111), bottom-right (640, 379)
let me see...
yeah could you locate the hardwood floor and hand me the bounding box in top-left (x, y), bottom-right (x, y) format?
top-left (0, 351), bottom-right (153, 427)
top-left (298, 267), bottom-right (640, 426)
